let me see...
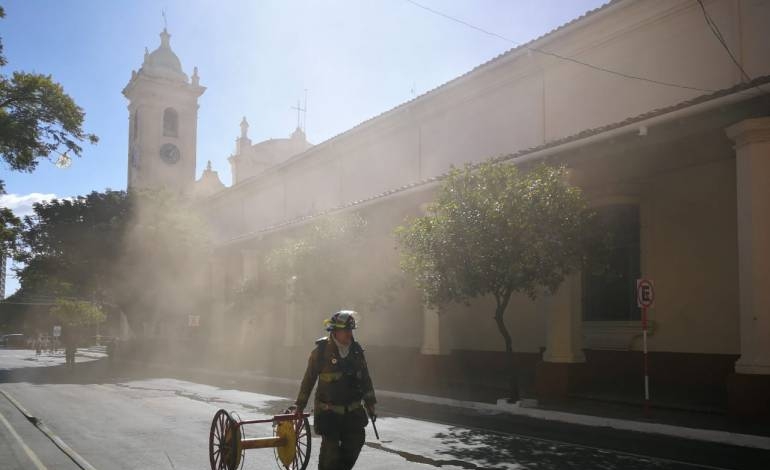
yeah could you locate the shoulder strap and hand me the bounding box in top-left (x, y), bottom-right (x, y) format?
top-left (315, 337), bottom-right (327, 371)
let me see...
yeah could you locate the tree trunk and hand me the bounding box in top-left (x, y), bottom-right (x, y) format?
top-left (494, 293), bottom-right (519, 402)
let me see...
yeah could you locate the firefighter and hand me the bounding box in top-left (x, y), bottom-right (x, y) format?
top-left (294, 310), bottom-right (377, 470)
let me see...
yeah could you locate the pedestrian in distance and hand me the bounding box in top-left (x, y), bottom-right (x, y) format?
top-left (62, 327), bottom-right (77, 367)
top-left (294, 310), bottom-right (377, 470)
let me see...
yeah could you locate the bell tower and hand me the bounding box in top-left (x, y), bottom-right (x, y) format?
top-left (123, 29), bottom-right (205, 193)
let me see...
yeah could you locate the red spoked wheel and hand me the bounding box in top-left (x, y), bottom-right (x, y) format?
top-left (209, 409), bottom-right (243, 470)
top-left (273, 409), bottom-right (312, 470)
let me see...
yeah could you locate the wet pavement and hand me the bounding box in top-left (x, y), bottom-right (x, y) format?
top-left (0, 348), bottom-right (766, 470)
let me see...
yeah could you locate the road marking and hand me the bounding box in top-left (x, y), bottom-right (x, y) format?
top-left (0, 388), bottom-right (99, 470)
top-left (0, 407), bottom-right (49, 470)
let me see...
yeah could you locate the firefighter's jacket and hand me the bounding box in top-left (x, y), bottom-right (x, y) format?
top-left (295, 336), bottom-right (376, 413)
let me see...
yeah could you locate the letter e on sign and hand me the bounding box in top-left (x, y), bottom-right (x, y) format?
top-left (637, 279), bottom-right (655, 308)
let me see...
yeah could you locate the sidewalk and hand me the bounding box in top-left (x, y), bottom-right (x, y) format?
top-left (115, 357), bottom-right (770, 451)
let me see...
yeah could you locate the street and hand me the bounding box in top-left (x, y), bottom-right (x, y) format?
top-left (0, 349), bottom-right (766, 470)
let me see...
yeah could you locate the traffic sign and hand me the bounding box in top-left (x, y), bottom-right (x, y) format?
top-left (52, 325), bottom-right (62, 337)
top-left (637, 279), bottom-right (655, 308)
top-left (636, 278), bottom-right (655, 417)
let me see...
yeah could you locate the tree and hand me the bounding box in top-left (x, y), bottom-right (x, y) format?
top-left (50, 299), bottom-right (105, 327)
top-left (396, 161), bottom-right (594, 400)
top-left (265, 213), bottom-right (369, 312)
top-left (0, 6), bottom-right (97, 190)
top-left (14, 190), bottom-right (131, 301)
top-left (0, 205), bottom-right (19, 257)
top-left (13, 189), bottom-right (211, 335)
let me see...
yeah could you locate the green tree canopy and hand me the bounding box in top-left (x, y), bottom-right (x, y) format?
top-left (265, 213), bottom-right (368, 311)
top-left (0, 6), bottom-right (97, 256)
top-left (13, 190), bottom-right (211, 333)
top-left (50, 299), bottom-right (105, 327)
top-left (0, 205), bottom-right (19, 255)
top-left (14, 190), bottom-right (131, 300)
top-left (0, 6), bottom-right (97, 190)
top-left (396, 161), bottom-right (595, 399)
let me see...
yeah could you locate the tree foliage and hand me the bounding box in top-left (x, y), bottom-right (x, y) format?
top-left (265, 213), bottom-right (368, 311)
top-left (50, 299), bottom-right (105, 327)
top-left (396, 161), bottom-right (594, 356)
top-left (0, 6), bottom-right (97, 188)
top-left (13, 190), bottom-right (211, 333)
top-left (14, 190), bottom-right (130, 299)
top-left (0, 205), bottom-right (20, 255)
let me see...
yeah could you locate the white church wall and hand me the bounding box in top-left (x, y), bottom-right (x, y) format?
top-left (198, 0), bottom-right (765, 359)
top-left (543, 0), bottom-right (741, 141)
top-left (641, 157), bottom-right (740, 355)
top-left (742, 0), bottom-right (770, 79)
top-left (338, 122), bottom-right (421, 204)
top-left (205, 0), bottom-right (770, 241)
top-left (285, 151), bottom-right (340, 219)
top-left (418, 71), bottom-right (545, 178)
top-left (241, 179), bottom-right (286, 231)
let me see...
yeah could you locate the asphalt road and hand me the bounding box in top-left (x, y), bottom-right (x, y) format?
top-left (0, 348), bottom-right (767, 470)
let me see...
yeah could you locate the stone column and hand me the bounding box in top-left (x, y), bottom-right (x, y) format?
top-left (240, 249), bottom-right (259, 344)
top-left (542, 274), bottom-right (585, 363)
top-left (283, 276), bottom-right (298, 347)
top-left (535, 274), bottom-right (586, 401)
top-left (209, 256), bottom-right (228, 341)
top-left (420, 302), bottom-right (449, 355)
top-left (242, 249), bottom-right (259, 282)
top-left (726, 118), bottom-right (770, 418)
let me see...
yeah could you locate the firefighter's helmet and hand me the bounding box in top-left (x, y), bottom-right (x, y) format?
top-left (324, 310), bottom-right (358, 331)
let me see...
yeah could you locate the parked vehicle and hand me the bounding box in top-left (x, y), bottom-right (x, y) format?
top-left (0, 334), bottom-right (26, 348)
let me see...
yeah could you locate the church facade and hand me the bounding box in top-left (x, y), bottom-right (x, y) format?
top-left (125, 0), bottom-right (770, 417)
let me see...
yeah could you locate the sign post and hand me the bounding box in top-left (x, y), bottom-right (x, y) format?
top-left (637, 279), bottom-right (655, 417)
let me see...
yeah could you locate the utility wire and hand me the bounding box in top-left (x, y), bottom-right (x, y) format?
top-left (696, 0), bottom-right (750, 82)
top-left (696, 0), bottom-right (767, 99)
top-left (404, 0), bottom-right (715, 93)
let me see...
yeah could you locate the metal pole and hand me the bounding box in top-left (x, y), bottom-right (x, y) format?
top-left (642, 306), bottom-right (650, 417)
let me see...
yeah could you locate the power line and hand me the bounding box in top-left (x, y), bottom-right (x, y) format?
top-left (696, 0), bottom-right (749, 81)
top-left (404, 0), bottom-right (714, 93)
top-left (696, 0), bottom-right (767, 98)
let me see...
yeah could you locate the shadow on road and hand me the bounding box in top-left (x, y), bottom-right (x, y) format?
top-left (431, 426), bottom-right (683, 470)
top-left (0, 356), bottom-right (171, 386)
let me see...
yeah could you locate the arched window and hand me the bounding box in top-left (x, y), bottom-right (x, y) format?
top-left (163, 108), bottom-right (178, 137)
top-left (582, 204), bottom-right (641, 321)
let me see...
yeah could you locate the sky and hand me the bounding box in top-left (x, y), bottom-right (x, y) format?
top-left (0, 0), bottom-right (607, 295)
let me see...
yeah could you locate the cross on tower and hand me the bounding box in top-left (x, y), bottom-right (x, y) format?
top-left (291, 101), bottom-right (306, 132)
top-left (290, 89), bottom-right (308, 132)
